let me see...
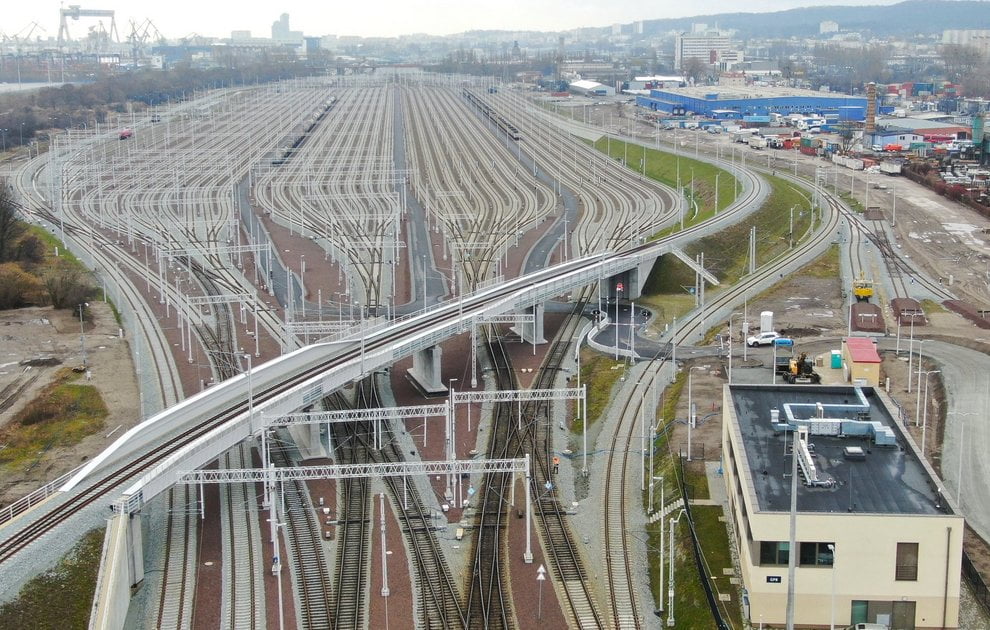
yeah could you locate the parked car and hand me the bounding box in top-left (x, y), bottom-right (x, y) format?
top-left (747, 331), bottom-right (781, 347)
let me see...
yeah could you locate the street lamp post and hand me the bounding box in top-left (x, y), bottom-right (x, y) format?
top-left (78, 303), bottom-right (89, 368)
top-left (447, 378), bottom-right (458, 502)
top-left (687, 365), bottom-right (708, 462)
top-left (728, 312), bottom-right (742, 384)
top-left (907, 319), bottom-right (915, 393)
top-left (948, 411), bottom-right (977, 506)
top-left (920, 370), bottom-right (940, 457)
top-left (914, 339), bottom-right (927, 413)
top-left (299, 255), bottom-right (306, 318)
top-left (380, 492), bottom-right (390, 596)
top-left (667, 509), bottom-right (689, 626)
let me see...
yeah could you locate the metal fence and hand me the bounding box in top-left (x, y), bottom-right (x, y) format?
top-left (677, 456), bottom-right (730, 630)
top-left (962, 552), bottom-right (990, 615)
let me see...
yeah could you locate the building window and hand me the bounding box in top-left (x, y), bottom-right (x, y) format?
top-left (760, 541), bottom-right (789, 566)
top-left (799, 542), bottom-right (834, 566)
top-left (896, 542), bottom-right (919, 581)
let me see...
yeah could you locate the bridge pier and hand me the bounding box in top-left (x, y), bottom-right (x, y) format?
top-left (407, 345), bottom-right (448, 395)
top-left (512, 303), bottom-right (546, 345)
top-left (126, 512), bottom-right (144, 588)
top-left (287, 421), bottom-right (325, 459)
top-left (89, 505), bottom-right (144, 630)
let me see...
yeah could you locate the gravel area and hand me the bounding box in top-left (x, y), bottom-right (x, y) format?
top-left (0, 303), bottom-right (140, 506)
top-left (367, 480), bottom-right (416, 630)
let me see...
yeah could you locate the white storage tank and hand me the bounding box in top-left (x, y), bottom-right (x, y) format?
top-left (760, 311), bottom-right (774, 334)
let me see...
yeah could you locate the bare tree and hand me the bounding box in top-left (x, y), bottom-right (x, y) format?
top-left (0, 179), bottom-right (24, 264)
top-left (43, 260), bottom-right (94, 309)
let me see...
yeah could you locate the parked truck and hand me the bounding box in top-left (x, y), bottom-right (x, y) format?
top-left (748, 135), bottom-right (768, 150)
top-left (879, 161), bottom-right (902, 175)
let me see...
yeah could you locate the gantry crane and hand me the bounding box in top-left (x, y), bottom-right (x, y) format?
top-left (57, 5), bottom-right (119, 50)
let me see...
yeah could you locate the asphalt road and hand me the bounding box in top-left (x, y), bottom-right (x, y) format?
top-left (876, 338), bottom-right (990, 542)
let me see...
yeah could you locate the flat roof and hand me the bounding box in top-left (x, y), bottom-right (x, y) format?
top-left (654, 85), bottom-right (857, 101)
top-left (729, 385), bottom-right (948, 516)
top-left (571, 79), bottom-right (603, 90)
top-left (877, 116), bottom-right (970, 131)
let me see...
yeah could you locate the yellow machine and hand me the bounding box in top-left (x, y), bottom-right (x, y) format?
top-left (852, 272), bottom-right (874, 302)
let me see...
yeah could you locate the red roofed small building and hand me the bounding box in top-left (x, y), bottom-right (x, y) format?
top-left (841, 337), bottom-right (881, 386)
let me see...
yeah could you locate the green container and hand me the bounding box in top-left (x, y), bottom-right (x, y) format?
top-left (830, 350), bottom-right (842, 369)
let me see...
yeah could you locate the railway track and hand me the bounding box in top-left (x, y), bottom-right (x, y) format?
top-left (269, 435), bottom-right (335, 630)
top-left (465, 295), bottom-right (603, 629)
top-left (325, 382), bottom-right (466, 629)
top-left (219, 444), bottom-right (265, 629)
top-left (155, 485), bottom-right (197, 630)
top-left (325, 391), bottom-right (372, 630)
top-left (2, 76), bottom-right (778, 630)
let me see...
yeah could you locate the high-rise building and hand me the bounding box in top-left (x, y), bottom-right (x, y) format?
top-left (675, 30), bottom-right (734, 70)
top-left (942, 29), bottom-right (990, 58)
top-left (271, 13), bottom-right (303, 45)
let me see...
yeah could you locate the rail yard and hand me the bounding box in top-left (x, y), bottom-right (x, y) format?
top-left (0, 69), bottom-right (987, 630)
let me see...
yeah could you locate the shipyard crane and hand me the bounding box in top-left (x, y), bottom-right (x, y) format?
top-left (127, 18), bottom-right (164, 65)
top-left (57, 5), bottom-right (119, 50)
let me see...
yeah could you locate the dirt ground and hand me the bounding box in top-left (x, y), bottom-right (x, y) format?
top-left (0, 303), bottom-right (139, 507)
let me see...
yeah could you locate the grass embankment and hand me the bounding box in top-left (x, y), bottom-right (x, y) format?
top-left (572, 348), bottom-right (627, 434)
top-left (0, 528), bottom-right (105, 628)
top-left (920, 298), bottom-right (946, 314)
top-left (839, 191), bottom-right (865, 213)
top-left (592, 137), bottom-right (738, 234)
top-left (29, 225), bottom-right (86, 268)
top-left (639, 367), bottom-right (741, 626)
top-left (0, 368), bottom-right (109, 471)
top-left (639, 174), bottom-right (815, 333)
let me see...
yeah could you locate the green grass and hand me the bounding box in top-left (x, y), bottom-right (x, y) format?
top-left (28, 225), bottom-right (86, 269)
top-left (635, 294), bottom-right (697, 338)
top-left (0, 528), bottom-right (105, 629)
top-left (592, 138), bottom-right (738, 237)
top-left (801, 243), bottom-right (841, 279)
top-left (643, 174), bottom-right (815, 298)
top-left (644, 504), bottom-right (740, 628)
top-left (573, 348), bottom-right (627, 433)
top-left (0, 369), bottom-right (109, 471)
top-left (683, 462), bottom-right (711, 500)
top-left (920, 298), bottom-right (946, 314)
top-left (839, 192), bottom-right (865, 213)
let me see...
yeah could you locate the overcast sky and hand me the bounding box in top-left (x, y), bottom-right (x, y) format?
top-left (11, 0), bottom-right (909, 40)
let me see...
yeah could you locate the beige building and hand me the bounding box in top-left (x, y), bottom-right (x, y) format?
top-left (841, 336), bottom-right (881, 386)
top-left (722, 384), bottom-right (963, 629)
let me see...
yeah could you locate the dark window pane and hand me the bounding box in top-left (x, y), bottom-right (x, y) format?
top-left (896, 543), bottom-right (919, 581)
top-left (800, 542), bottom-right (817, 565)
top-left (760, 541), bottom-right (776, 565)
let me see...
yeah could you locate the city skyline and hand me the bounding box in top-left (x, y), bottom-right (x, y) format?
top-left (8, 0), bottom-right (911, 42)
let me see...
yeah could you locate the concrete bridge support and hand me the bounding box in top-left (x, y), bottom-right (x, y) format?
top-left (89, 508), bottom-right (144, 630)
top-left (512, 303), bottom-right (546, 345)
top-left (287, 421), bottom-right (325, 459)
top-left (408, 344), bottom-right (448, 395)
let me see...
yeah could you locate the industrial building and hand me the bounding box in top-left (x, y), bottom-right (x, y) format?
top-left (870, 116), bottom-right (972, 143)
top-left (636, 85), bottom-right (867, 119)
top-left (722, 384), bottom-right (962, 629)
top-left (568, 79), bottom-right (615, 97)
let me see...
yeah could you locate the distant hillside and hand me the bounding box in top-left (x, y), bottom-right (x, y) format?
top-left (635, 1), bottom-right (990, 38)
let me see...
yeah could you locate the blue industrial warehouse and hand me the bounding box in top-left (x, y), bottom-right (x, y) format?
top-left (637, 85), bottom-right (867, 118)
